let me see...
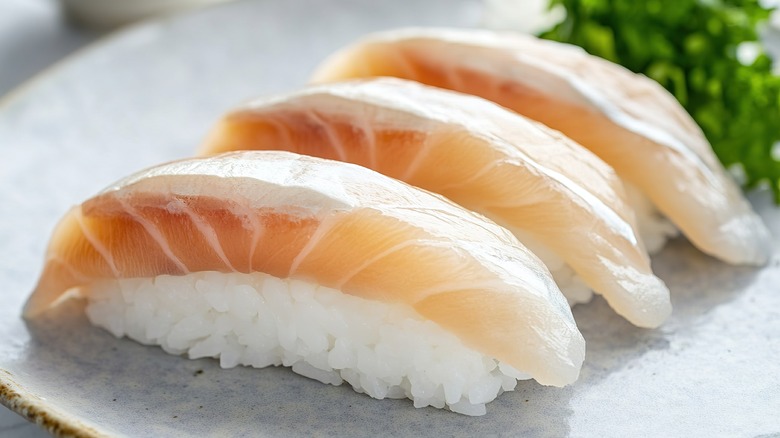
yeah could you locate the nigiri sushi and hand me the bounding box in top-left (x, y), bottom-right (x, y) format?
top-left (24, 151), bottom-right (585, 415)
top-left (201, 78), bottom-right (671, 328)
top-left (311, 28), bottom-right (772, 265)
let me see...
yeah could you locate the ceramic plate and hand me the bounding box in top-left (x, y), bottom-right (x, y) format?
top-left (1, 0), bottom-right (779, 436)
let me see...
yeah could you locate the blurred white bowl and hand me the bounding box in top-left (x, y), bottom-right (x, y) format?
top-left (62, 0), bottom-right (233, 29)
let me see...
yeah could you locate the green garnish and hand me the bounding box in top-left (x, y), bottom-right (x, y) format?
top-left (540, 0), bottom-right (780, 201)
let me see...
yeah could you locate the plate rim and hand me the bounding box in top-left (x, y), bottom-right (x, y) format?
top-left (0, 1), bottom-right (261, 435)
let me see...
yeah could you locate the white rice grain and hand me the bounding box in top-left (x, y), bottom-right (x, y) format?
top-left (85, 271), bottom-right (534, 416)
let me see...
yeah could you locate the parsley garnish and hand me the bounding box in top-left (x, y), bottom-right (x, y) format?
top-left (541, 0), bottom-right (780, 201)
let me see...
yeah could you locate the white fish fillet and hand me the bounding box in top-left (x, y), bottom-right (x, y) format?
top-left (202, 77), bottom-right (671, 328)
top-left (311, 28), bottom-right (773, 266)
top-left (25, 151), bottom-right (585, 387)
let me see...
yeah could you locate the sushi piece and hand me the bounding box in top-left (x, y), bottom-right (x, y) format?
top-left (311, 28), bottom-right (772, 266)
top-left (201, 78), bottom-right (671, 328)
top-left (24, 151), bottom-right (585, 415)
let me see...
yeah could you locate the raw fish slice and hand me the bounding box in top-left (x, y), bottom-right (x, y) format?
top-left (25, 151), bottom-right (584, 387)
top-left (311, 28), bottom-right (772, 266)
top-left (202, 78), bottom-right (670, 328)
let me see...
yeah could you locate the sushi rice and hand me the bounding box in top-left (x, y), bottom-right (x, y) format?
top-left (85, 271), bottom-right (532, 416)
top-left (80, 181), bottom-right (673, 416)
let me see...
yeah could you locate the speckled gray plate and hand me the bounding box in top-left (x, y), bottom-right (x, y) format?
top-left (2, 1), bottom-right (780, 436)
